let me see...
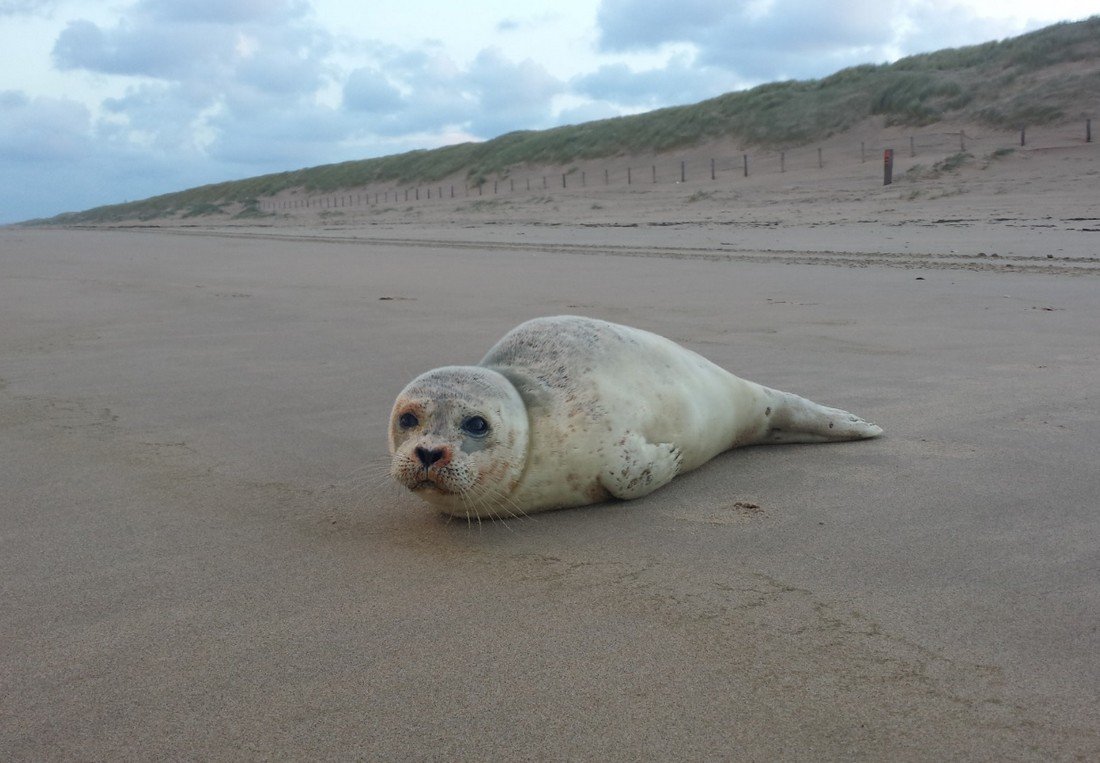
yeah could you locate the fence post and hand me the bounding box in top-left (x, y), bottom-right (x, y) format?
top-left (510, 179), bottom-right (514, 192)
top-left (710, 158), bottom-right (715, 180)
top-left (818, 147), bottom-right (823, 168)
top-left (780, 151), bottom-right (785, 173)
top-left (910, 136), bottom-right (915, 157)
top-left (1020, 126), bottom-right (1026, 146)
top-left (883, 148), bottom-right (894, 186)
top-left (604, 169), bottom-right (609, 185)
top-left (562, 173), bottom-right (567, 188)
top-left (652, 165), bottom-right (656, 183)
top-left (628, 167), bottom-right (632, 185)
top-left (1088, 118), bottom-right (1092, 143)
top-left (680, 161), bottom-right (685, 183)
top-left (743, 154), bottom-right (749, 177)
top-left (494, 181), bottom-right (498, 194)
top-left (960, 130), bottom-right (966, 152)
top-left (582, 171), bottom-right (586, 187)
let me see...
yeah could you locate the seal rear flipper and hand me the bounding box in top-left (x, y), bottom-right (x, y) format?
top-left (601, 434), bottom-right (683, 500)
top-left (762, 388), bottom-right (883, 444)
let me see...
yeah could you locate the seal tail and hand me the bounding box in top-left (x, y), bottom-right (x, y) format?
top-left (761, 387), bottom-right (883, 444)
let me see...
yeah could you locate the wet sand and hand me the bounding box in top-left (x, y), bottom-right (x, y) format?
top-left (2, 142), bottom-right (1100, 758)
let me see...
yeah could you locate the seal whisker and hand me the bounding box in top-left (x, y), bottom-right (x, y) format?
top-left (460, 481), bottom-right (526, 526)
top-left (470, 490), bottom-right (520, 532)
top-left (479, 485), bottom-right (528, 524)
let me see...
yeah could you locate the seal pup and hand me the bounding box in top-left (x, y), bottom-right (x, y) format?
top-left (389, 316), bottom-right (882, 518)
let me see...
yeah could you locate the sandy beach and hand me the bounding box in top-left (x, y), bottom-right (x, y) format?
top-left (2, 135), bottom-right (1099, 758)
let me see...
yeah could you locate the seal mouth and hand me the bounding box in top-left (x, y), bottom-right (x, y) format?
top-left (410, 479), bottom-right (453, 494)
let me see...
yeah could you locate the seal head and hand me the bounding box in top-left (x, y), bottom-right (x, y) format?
top-left (388, 366), bottom-right (529, 517)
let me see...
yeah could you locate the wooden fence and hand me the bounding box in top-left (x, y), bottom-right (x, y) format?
top-left (259, 121), bottom-right (1093, 213)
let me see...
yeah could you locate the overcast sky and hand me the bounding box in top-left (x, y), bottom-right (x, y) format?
top-left (1, 0), bottom-right (1095, 223)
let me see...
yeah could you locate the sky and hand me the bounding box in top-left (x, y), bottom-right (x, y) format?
top-left (1, 1), bottom-right (1096, 223)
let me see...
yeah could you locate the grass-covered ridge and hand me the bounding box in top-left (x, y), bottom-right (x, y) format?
top-left (34, 16), bottom-right (1100, 225)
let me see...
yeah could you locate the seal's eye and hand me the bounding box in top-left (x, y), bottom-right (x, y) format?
top-left (398, 412), bottom-right (419, 429)
top-left (461, 416), bottom-right (490, 436)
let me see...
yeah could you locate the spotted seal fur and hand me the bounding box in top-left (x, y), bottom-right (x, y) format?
top-left (389, 316), bottom-right (882, 518)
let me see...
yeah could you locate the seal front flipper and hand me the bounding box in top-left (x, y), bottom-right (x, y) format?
top-left (761, 387), bottom-right (884, 444)
top-left (601, 433), bottom-right (684, 500)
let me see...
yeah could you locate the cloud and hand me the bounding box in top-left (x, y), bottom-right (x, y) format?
top-left (0, 90), bottom-right (90, 161)
top-left (343, 51), bottom-right (473, 136)
top-left (45, 6), bottom-right (567, 180)
top-left (205, 101), bottom-right (353, 166)
top-left (51, 0), bottom-right (330, 89)
top-left (0, 0), bottom-right (59, 16)
top-left (465, 48), bottom-right (562, 135)
top-left (900, 2), bottom-right (1025, 55)
top-left (136, 0), bottom-right (306, 25)
top-left (52, 18), bottom-right (235, 79)
top-left (0, 89), bottom-right (186, 222)
top-left (232, 35), bottom-right (333, 96)
top-left (47, 0), bottom-right (339, 174)
top-left (597, 0), bottom-right (730, 50)
top-left (571, 54), bottom-right (736, 108)
top-left (100, 84), bottom-right (212, 153)
top-left (342, 67), bottom-right (404, 114)
top-left (343, 46), bottom-right (562, 139)
top-left (595, 0), bottom-right (1027, 81)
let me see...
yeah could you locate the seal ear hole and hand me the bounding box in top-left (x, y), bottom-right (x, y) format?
top-left (461, 415), bottom-right (490, 437)
top-left (398, 412), bottom-right (419, 429)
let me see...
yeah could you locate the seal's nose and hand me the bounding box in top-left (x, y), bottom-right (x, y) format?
top-left (415, 446), bottom-right (446, 467)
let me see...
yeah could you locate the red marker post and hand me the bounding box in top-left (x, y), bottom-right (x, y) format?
top-left (883, 148), bottom-right (894, 186)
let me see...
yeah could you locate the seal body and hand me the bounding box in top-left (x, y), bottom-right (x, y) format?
top-left (389, 316), bottom-right (882, 518)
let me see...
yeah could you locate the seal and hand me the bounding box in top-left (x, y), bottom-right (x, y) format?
top-left (389, 316), bottom-right (882, 518)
